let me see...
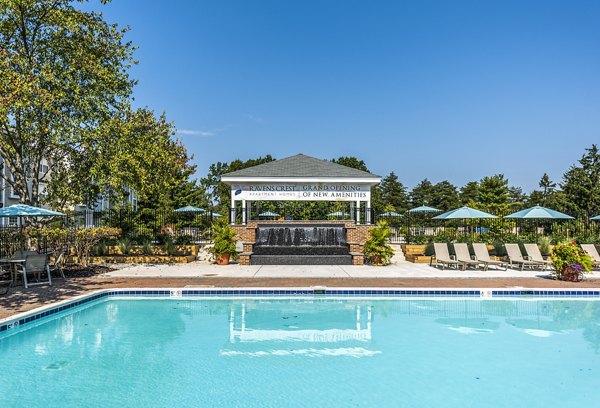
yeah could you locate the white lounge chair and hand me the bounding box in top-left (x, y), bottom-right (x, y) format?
top-left (431, 243), bottom-right (464, 270)
top-left (580, 244), bottom-right (600, 269)
top-left (0, 263), bottom-right (11, 295)
top-left (453, 243), bottom-right (483, 270)
top-left (472, 243), bottom-right (506, 271)
top-left (14, 254), bottom-right (52, 289)
top-left (523, 244), bottom-right (552, 271)
top-left (505, 243), bottom-right (546, 271)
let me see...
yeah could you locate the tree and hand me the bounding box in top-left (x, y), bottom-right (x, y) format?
top-left (409, 179), bottom-right (434, 207)
top-left (561, 145), bottom-right (600, 218)
top-left (201, 155), bottom-right (275, 211)
top-left (331, 156), bottom-right (369, 172)
top-left (459, 181), bottom-right (479, 206)
top-left (477, 174), bottom-right (510, 214)
top-left (0, 0), bottom-right (188, 208)
top-left (508, 186), bottom-right (527, 210)
top-left (429, 180), bottom-right (460, 211)
top-left (377, 172), bottom-right (408, 212)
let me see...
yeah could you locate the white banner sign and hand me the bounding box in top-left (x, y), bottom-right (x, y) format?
top-left (232, 183), bottom-right (371, 201)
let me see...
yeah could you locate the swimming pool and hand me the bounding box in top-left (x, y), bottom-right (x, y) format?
top-left (1, 289), bottom-right (600, 407)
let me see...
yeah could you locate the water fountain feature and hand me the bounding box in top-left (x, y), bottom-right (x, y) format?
top-left (251, 224), bottom-right (352, 265)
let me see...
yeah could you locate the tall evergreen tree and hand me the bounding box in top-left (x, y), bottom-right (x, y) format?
top-left (459, 181), bottom-right (480, 206)
top-left (378, 172), bottom-right (408, 212)
top-left (477, 174), bottom-right (510, 214)
top-left (410, 179), bottom-right (435, 207)
top-left (561, 145), bottom-right (600, 218)
top-left (430, 181), bottom-right (460, 211)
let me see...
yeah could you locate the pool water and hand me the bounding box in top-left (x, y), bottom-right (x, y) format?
top-left (2, 297), bottom-right (600, 407)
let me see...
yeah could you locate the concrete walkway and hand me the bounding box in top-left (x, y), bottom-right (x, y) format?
top-left (102, 262), bottom-right (600, 280)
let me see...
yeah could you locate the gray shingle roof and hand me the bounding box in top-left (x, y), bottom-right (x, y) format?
top-left (221, 154), bottom-right (380, 179)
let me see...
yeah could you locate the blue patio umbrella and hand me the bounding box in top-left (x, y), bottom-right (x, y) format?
top-left (433, 206), bottom-right (497, 220)
top-left (174, 205), bottom-right (205, 212)
top-left (432, 206), bottom-right (496, 238)
top-left (327, 211), bottom-right (348, 217)
top-left (379, 211), bottom-right (403, 217)
top-left (211, 212), bottom-right (222, 217)
top-left (504, 206), bottom-right (574, 219)
top-left (408, 205), bottom-right (441, 213)
top-left (590, 215), bottom-right (600, 221)
top-left (259, 211), bottom-right (280, 217)
top-left (0, 204), bottom-right (64, 217)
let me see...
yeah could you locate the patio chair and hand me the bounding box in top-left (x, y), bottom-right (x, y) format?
top-left (431, 243), bottom-right (464, 270)
top-left (472, 243), bottom-right (506, 271)
top-left (50, 251), bottom-right (67, 279)
top-left (453, 243), bottom-right (483, 270)
top-left (523, 244), bottom-right (552, 271)
top-left (13, 250), bottom-right (36, 260)
top-left (580, 244), bottom-right (600, 269)
top-left (0, 263), bottom-right (11, 295)
top-left (505, 243), bottom-right (545, 271)
top-left (14, 254), bottom-right (52, 289)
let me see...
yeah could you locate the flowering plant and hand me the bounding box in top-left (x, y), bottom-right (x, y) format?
top-left (551, 242), bottom-right (592, 279)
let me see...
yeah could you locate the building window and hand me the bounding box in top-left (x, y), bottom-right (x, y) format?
top-left (39, 163), bottom-right (49, 174)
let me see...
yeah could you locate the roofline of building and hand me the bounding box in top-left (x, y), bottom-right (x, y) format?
top-left (220, 176), bottom-right (381, 185)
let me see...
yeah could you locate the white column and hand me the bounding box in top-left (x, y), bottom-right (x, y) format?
top-left (242, 199), bottom-right (247, 225)
top-left (356, 200), bottom-right (361, 225)
top-left (230, 190), bottom-right (236, 225)
top-left (366, 199), bottom-right (372, 224)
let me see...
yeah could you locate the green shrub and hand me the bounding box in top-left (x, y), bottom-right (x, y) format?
top-left (363, 221), bottom-right (395, 265)
top-left (118, 238), bottom-right (133, 255)
top-left (551, 241), bottom-right (593, 279)
top-left (537, 236), bottom-right (552, 256)
top-left (174, 235), bottom-right (194, 245)
top-left (142, 241), bottom-right (153, 255)
top-left (208, 218), bottom-right (238, 259)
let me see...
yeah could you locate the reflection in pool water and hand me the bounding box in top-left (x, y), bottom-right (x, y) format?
top-left (1, 297), bottom-right (600, 407)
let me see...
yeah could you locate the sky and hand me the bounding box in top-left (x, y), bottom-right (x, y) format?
top-left (90, 0), bottom-right (599, 192)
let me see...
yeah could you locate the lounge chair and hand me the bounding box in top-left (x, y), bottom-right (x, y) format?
top-left (50, 251), bottom-right (67, 279)
top-left (14, 254), bottom-right (52, 289)
top-left (505, 243), bottom-right (546, 271)
top-left (431, 243), bottom-right (465, 270)
top-left (472, 243), bottom-right (507, 271)
top-left (0, 263), bottom-right (11, 295)
top-left (523, 244), bottom-right (552, 271)
top-left (453, 243), bottom-right (484, 270)
top-left (580, 244), bottom-right (600, 269)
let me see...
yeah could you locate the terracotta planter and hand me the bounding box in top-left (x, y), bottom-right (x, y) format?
top-left (215, 253), bottom-right (231, 265)
top-left (371, 255), bottom-right (383, 265)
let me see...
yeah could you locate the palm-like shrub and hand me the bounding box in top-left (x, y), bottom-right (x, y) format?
top-left (209, 218), bottom-right (238, 260)
top-left (364, 221), bottom-right (395, 265)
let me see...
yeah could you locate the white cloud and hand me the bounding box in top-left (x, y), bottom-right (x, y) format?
top-left (243, 113), bottom-right (265, 124)
top-left (176, 129), bottom-right (214, 137)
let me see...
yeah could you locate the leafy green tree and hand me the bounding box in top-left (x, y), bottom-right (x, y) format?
top-left (0, 0), bottom-right (188, 208)
top-left (201, 155), bottom-right (275, 211)
top-left (508, 186), bottom-right (527, 210)
top-left (561, 145), bottom-right (600, 218)
top-left (331, 156), bottom-right (369, 172)
top-left (429, 180), bottom-right (460, 211)
top-left (377, 172), bottom-right (408, 212)
top-left (477, 174), bottom-right (510, 215)
top-left (459, 181), bottom-right (480, 206)
top-left (409, 179), bottom-right (434, 207)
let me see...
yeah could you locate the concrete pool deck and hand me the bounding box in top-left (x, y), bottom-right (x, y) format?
top-left (3, 262), bottom-right (600, 319)
top-left (102, 261), bottom-right (600, 280)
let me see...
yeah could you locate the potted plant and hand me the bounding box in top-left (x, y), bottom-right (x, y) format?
top-left (364, 221), bottom-right (395, 265)
top-left (550, 242), bottom-right (593, 281)
top-left (209, 218), bottom-right (238, 265)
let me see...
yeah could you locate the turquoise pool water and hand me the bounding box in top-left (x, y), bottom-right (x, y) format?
top-left (1, 297), bottom-right (600, 407)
